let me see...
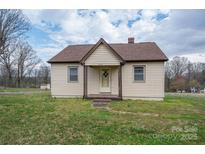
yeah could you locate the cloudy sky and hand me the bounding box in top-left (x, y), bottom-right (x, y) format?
top-left (23, 9), bottom-right (205, 63)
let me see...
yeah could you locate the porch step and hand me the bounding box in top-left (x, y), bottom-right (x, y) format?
top-left (87, 94), bottom-right (121, 100)
top-left (93, 99), bottom-right (112, 102)
top-left (99, 92), bottom-right (112, 96)
top-left (92, 99), bottom-right (111, 107)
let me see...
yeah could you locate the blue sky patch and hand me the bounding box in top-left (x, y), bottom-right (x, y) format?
top-left (27, 27), bottom-right (51, 46)
top-left (112, 20), bottom-right (122, 27)
top-left (156, 13), bottom-right (169, 21)
top-left (128, 18), bottom-right (140, 27)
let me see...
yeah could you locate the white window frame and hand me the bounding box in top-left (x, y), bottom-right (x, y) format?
top-left (67, 66), bottom-right (79, 83)
top-left (133, 65), bottom-right (146, 82)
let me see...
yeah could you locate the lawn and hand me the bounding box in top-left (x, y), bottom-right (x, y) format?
top-left (0, 92), bottom-right (205, 144)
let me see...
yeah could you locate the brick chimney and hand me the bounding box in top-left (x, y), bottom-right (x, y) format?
top-left (128, 37), bottom-right (134, 43)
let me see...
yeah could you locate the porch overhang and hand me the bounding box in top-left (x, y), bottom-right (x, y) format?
top-left (83, 64), bottom-right (123, 100)
top-left (84, 63), bottom-right (121, 66)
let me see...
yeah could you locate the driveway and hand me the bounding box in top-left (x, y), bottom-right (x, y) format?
top-left (166, 92), bottom-right (205, 97)
top-left (0, 91), bottom-right (45, 95)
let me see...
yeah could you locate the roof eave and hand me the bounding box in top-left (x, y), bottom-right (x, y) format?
top-left (47, 61), bottom-right (80, 64)
top-left (125, 59), bottom-right (168, 62)
top-left (48, 59), bottom-right (168, 64)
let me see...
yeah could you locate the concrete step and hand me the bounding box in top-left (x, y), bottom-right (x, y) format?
top-left (93, 103), bottom-right (108, 107)
top-left (92, 99), bottom-right (111, 107)
top-left (93, 99), bottom-right (111, 102)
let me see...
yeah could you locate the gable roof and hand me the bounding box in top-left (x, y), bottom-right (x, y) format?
top-left (48, 38), bottom-right (168, 63)
top-left (80, 38), bottom-right (124, 64)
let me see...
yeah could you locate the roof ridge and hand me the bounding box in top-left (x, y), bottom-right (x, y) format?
top-left (67, 42), bottom-right (155, 46)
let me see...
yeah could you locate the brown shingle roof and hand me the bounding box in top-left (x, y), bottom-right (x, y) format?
top-left (48, 41), bottom-right (168, 63)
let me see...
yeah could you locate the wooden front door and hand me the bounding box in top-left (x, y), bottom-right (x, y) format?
top-left (100, 68), bottom-right (111, 92)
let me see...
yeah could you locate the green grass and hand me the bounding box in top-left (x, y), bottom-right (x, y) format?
top-left (0, 92), bottom-right (205, 144)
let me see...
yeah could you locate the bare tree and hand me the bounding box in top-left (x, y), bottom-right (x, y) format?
top-left (0, 9), bottom-right (30, 87)
top-left (188, 63), bottom-right (205, 88)
top-left (38, 64), bottom-right (50, 85)
top-left (0, 63), bottom-right (12, 87)
top-left (0, 45), bottom-right (16, 86)
top-left (169, 56), bottom-right (189, 78)
top-left (165, 56), bottom-right (205, 92)
top-left (0, 9), bottom-right (30, 54)
top-left (165, 62), bottom-right (172, 91)
top-left (164, 57), bottom-right (189, 91)
top-left (14, 41), bottom-right (41, 87)
top-left (33, 69), bottom-right (38, 88)
top-left (170, 75), bottom-right (186, 92)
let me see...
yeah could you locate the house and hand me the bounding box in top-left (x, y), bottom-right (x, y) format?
top-left (48, 38), bottom-right (168, 100)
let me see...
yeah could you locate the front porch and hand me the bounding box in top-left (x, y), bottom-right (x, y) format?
top-left (80, 40), bottom-right (124, 100)
top-left (83, 65), bottom-right (122, 100)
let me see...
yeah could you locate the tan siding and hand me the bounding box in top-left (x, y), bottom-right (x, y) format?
top-left (85, 44), bottom-right (120, 66)
top-left (51, 62), bottom-right (165, 99)
top-left (87, 66), bottom-right (99, 94)
top-left (111, 67), bottom-right (119, 95)
top-left (87, 66), bottom-right (119, 95)
top-left (51, 63), bottom-right (83, 97)
top-left (122, 62), bottom-right (165, 99)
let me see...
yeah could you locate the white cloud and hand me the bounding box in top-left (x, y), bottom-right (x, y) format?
top-left (177, 52), bottom-right (205, 63)
top-left (23, 9), bottom-right (205, 62)
top-left (141, 10), bottom-right (158, 19)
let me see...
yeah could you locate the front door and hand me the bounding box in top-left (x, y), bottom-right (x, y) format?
top-left (100, 68), bottom-right (111, 92)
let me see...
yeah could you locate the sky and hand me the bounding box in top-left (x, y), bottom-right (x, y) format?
top-left (23, 9), bottom-right (205, 63)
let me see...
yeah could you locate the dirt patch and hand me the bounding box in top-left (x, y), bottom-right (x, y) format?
top-left (106, 107), bottom-right (159, 117)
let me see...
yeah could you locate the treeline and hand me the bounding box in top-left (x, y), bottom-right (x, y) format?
top-left (0, 64), bottom-right (50, 88)
top-left (0, 10), bottom-right (50, 88)
top-left (165, 56), bottom-right (205, 92)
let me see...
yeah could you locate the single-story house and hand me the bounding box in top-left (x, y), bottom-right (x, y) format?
top-left (48, 37), bottom-right (168, 100)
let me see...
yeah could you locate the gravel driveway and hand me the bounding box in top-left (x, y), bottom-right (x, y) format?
top-left (166, 92), bottom-right (205, 97)
top-left (0, 91), bottom-right (45, 95)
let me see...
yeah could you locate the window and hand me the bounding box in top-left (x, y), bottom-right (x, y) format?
top-left (68, 66), bottom-right (78, 82)
top-left (134, 66), bottom-right (145, 81)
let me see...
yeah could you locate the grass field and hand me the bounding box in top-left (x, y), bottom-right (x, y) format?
top-left (0, 91), bottom-right (204, 144)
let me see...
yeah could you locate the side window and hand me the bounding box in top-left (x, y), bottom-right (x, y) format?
top-left (68, 66), bottom-right (78, 82)
top-left (134, 66), bottom-right (145, 81)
